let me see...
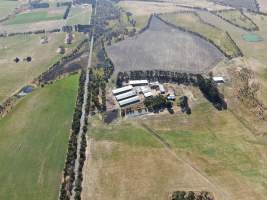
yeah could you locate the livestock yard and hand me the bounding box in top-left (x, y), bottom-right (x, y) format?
top-left (1, 0), bottom-right (267, 200)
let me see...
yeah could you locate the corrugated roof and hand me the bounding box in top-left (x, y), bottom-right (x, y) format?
top-left (128, 80), bottom-right (148, 85)
top-left (118, 96), bottom-right (140, 106)
top-left (116, 91), bottom-right (137, 101)
top-left (213, 77), bottom-right (224, 82)
top-left (112, 85), bottom-right (133, 95)
top-left (144, 91), bottom-right (153, 98)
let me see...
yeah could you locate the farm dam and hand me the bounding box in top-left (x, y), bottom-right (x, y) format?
top-left (107, 16), bottom-right (225, 74)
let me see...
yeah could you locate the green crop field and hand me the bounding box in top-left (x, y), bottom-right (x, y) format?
top-left (0, 0), bottom-right (19, 19)
top-left (0, 32), bottom-right (85, 104)
top-left (6, 7), bottom-right (66, 25)
top-left (0, 75), bottom-right (79, 200)
top-left (67, 5), bottom-right (92, 25)
top-left (159, 12), bottom-right (241, 58)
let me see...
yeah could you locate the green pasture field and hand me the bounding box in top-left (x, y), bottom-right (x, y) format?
top-left (5, 7), bottom-right (66, 25)
top-left (215, 9), bottom-right (258, 30)
top-left (67, 5), bottom-right (92, 25)
top-left (0, 75), bottom-right (79, 200)
top-left (159, 12), bottom-right (241, 58)
top-left (0, 0), bottom-right (19, 19)
top-left (0, 32), bottom-right (85, 104)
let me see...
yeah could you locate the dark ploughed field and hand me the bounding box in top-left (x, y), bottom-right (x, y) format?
top-left (107, 16), bottom-right (225, 74)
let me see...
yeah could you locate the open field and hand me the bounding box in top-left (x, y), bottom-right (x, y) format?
top-left (0, 32), bottom-right (86, 103)
top-left (67, 5), bottom-right (92, 25)
top-left (159, 11), bottom-right (241, 58)
top-left (107, 16), bottom-right (224, 74)
top-left (0, 19), bottom-right (65, 33)
top-left (0, 75), bottom-right (79, 200)
top-left (210, 0), bottom-right (259, 11)
top-left (196, 10), bottom-right (267, 63)
top-left (82, 96), bottom-right (267, 200)
top-left (134, 0), bottom-right (231, 11)
top-left (215, 9), bottom-right (258, 30)
top-left (0, 0), bottom-right (19, 19)
top-left (257, 0), bottom-right (267, 12)
top-left (5, 7), bottom-right (66, 25)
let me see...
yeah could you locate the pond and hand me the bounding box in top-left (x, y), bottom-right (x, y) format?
top-left (242, 33), bottom-right (264, 42)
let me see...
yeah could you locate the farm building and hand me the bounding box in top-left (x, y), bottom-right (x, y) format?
top-left (118, 96), bottom-right (140, 107)
top-left (112, 85), bottom-right (133, 95)
top-left (213, 76), bottom-right (225, 83)
top-left (115, 90), bottom-right (137, 101)
top-left (128, 80), bottom-right (149, 86)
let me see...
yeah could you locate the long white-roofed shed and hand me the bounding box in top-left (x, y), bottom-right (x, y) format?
top-left (118, 96), bottom-right (140, 107)
top-left (128, 80), bottom-right (149, 86)
top-left (112, 85), bottom-right (133, 95)
top-left (116, 90), bottom-right (137, 101)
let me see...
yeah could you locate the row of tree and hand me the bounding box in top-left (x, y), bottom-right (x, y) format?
top-left (59, 70), bottom-right (86, 200)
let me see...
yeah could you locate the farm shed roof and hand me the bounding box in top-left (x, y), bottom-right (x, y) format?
top-left (213, 76), bottom-right (224, 82)
top-left (140, 86), bottom-right (151, 93)
top-left (116, 90), bottom-right (137, 101)
top-left (144, 92), bottom-right (153, 98)
top-left (118, 96), bottom-right (140, 107)
top-left (128, 80), bottom-right (149, 86)
top-left (159, 84), bottom-right (165, 93)
top-left (112, 85), bottom-right (133, 95)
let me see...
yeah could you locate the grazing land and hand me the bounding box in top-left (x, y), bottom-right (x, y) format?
top-left (0, 0), bottom-right (19, 19)
top-left (67, 5), bottom-right (92, 25)
top-left (82, 97), bottom-right (267, 200)
top-left (0, 75), bottom-right (79, 200)
top-left (257, 0), bottom-right (267, 12)
top-left (5, 7), bottom-right (66, 25)
top-left (107, 16), bottom-right (224, 74)
top-left (215, 9), bottom-right (258, 30)
top-left (159, 11), bottom-right (241, 58)
top-left (210, 0), bottom-right (259, 11)
top-left (0, 32), bottom-right (85, 103)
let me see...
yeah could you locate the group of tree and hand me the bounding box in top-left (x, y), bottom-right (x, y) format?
top-left (179, 96), bottom-right (191, 114)
top-left (171, 191), bottom-right (214, 200)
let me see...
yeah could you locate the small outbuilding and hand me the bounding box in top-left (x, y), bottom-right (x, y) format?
top-left (212, 76), bottom-right (225, 83)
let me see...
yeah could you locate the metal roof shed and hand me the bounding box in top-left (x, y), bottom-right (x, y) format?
top-left (128, 80), bottom-right (149, 86)
top-left (112, 85), bottom-right (133, 95)
top-left (116, 91), bottom-right (137, 101)
top-left (119, 96), bottom-right (140, 107)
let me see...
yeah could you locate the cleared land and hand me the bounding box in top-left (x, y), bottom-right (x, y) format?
top-left (0, 0), bottom-right (19, 19)
top-left (82, 97), bottom-right (267, 200)
top-left (67, 5), bottom-right (92, 25)
top-left (0, 32), bottom-right (85, 103)
top-left (0, 75), bottom-right (79, 200)
top-left (107, 16), bottom-right (224, 73)
top-left (215, 9), bottom-right (258, 30)
top-left (159, 11), bottom-right (241, 58)
top-left (5, 7), bottom-right (66, 25)
top-left (257, 0), bottom-right (267, 12)
top-left (210, 0), bottom-right (259, 11)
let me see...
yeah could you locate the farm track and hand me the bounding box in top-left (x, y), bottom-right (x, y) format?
top-left (140, 122), bottom-right (229, 200)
